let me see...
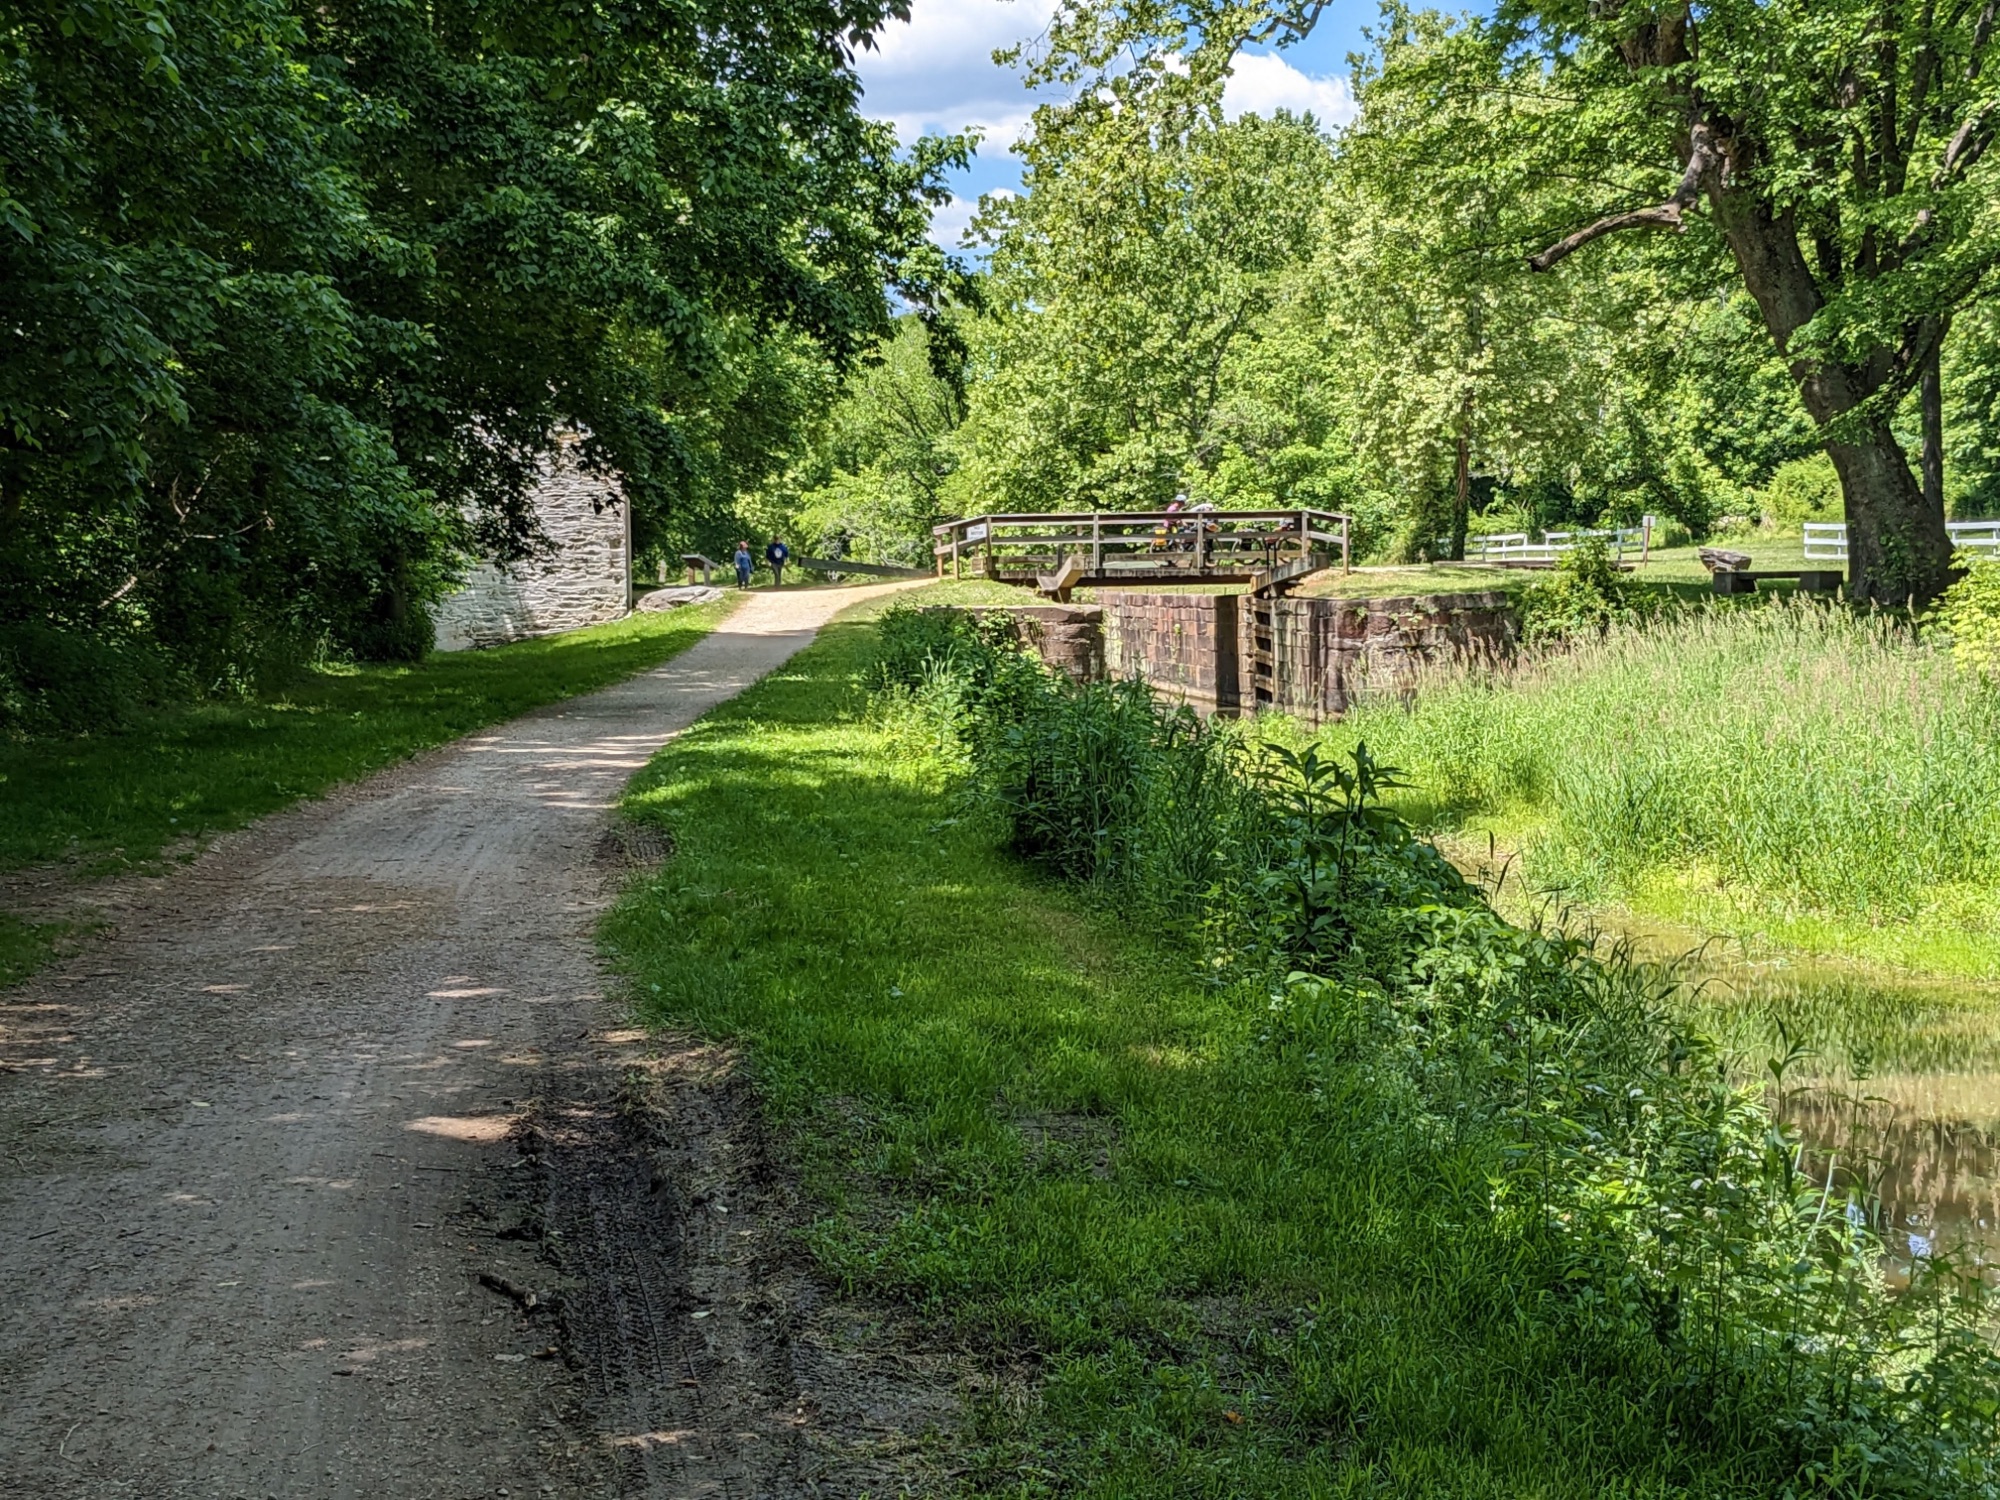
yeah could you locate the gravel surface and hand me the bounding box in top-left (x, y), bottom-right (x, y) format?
top-left (0, 584), bottom-right (918, 1499)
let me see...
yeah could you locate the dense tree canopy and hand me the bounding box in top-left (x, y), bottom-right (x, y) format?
top-left (995, 0), bottom-right (2000, 603)
top-left (0, 0), bottom-right (961, 729)
top-left (784, 3), bottom-right (1842, 570)
top-left (19, 0), bottom-right (2000, 732)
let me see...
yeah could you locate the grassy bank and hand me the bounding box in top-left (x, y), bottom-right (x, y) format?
top-left (605, 592), bottom-right (1997, 1497)
top-left (1321, 600), bottom-right (2000, 977)
top-left (0, 601), bottom-right (729, 879)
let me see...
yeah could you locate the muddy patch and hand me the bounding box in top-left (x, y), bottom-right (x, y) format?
top-left (528, 1028), bottom-right (966, 1495)
top-left (593, 822), bottom-right (674, 872)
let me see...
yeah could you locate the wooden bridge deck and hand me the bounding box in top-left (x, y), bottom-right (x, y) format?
top-left (932, 509), bottom-right (1352, 596)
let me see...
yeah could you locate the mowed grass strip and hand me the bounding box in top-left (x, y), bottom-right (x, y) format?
top-left (606, 602), bottom-right (1786, 1498)
top-left (0, 601), bottom-right (729, 876)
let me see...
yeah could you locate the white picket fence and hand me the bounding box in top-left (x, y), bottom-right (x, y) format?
top-left (1803, 520), bottom-right (2000, 560)
top-left (1465, 526), bottom-right (1649, 564)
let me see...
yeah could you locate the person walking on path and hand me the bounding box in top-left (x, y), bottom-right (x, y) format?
top-left (734, 539), bottom-right (753, 588)
top-left (765, 536), bottom-right (790, 587)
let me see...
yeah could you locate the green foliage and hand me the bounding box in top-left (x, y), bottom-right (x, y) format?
top-left (1517, 535), bottom-right (1633, 646)
top-left (1757, 453), bottom-right (1844, 529)
top-left (1945, 303), bottom-right (2000, 520)
top-left (1933, 551), bottom-right (2000, 678)
top-left (780, 317), bottom-right (965, 566)
top-left (606, 601), bottom-right (2000, 1494)
top-left (950, 110), bottom-right (1335, 515)
top-left (1008, 0), bottom-right (1998, 602)
top-left (1, 0), bottom-right (962, 726)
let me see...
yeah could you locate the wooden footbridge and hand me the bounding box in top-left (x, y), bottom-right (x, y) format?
top-left (932, 508), bottom-right (1352, 598)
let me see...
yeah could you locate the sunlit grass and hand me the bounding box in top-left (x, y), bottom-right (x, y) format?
top-left (1323, 600), bottom-right (2000, 977)
top-left (0, 601), bottom-right (730, 877)
top-left (602, 596), bottom-right (1973, 1496)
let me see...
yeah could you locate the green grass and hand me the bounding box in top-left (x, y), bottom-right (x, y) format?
top-left (0, 601), bottom-right (730, 878)
top-left (0, 913), bottom-right (73, 987)
top-left (602, 596), bottom-right (1949, 1497)
top-left (1322, 600), bottom-right (2000, 977)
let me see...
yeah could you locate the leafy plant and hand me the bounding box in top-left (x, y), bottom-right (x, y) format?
top-left (861, 615), bottom-right (2000, 1492)
top-left (1932, 550), bottom-right (2000, 678)
top-left (1516, 535), bottom-right (1633, 647)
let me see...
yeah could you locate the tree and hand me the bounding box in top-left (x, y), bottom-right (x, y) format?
top-left (1023, 0), bottom-right (2000, 604)
top-left (305, 0), bottom-right (969, 560)
top-left (1502, 0), bottom-right (2000, 605)
top-left (1324, 12), bottom-right (1633, 558)
top-left (777, 315), bottom-right (964, 565)
top-left (1, 0), bottom-right (962, 727)
top-left (951, 108), bottom-right (1333, 512)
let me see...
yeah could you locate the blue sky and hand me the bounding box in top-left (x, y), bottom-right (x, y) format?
top-left (855, 0), bottom-right (1388, 246)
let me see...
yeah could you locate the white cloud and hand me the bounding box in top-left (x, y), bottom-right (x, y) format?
top-left (1221, 52), bottom-right (1358, 126)
top-left (857, 0), bottom-right (1057, 147)
top-left (926, 195), bottom-right (982, 249)
top-left (925, 188), bottom-right (1018, 251)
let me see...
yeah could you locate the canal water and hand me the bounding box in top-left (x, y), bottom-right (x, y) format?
top-left (1621, 918), bottom-right (2000, 1284)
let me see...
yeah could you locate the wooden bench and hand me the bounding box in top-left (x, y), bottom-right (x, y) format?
top-left (1710, 569), bottom-right (1844, 596)
top-left (682, 553), bottom-right (717, 584)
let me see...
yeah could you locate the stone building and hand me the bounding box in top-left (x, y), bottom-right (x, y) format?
top-left (432, 436), bottom-right (631, 651)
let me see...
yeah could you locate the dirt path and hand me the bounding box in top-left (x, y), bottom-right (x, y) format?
top-left (0, 584), bottom-right (921, 1500)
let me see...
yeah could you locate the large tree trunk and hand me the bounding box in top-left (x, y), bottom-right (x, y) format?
top-left (1922, 342), bottom-right (1945, 512)
top-left (1711, 193), bottom-right (1954, 605)
top-left (1823, 420), bottom-right (1953, 605)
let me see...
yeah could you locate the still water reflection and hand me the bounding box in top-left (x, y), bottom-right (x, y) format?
top-left (1631, 926), bottom-right (2000, 1281)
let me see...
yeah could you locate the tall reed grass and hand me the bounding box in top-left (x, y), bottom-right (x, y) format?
top-left (1327, 601), bottom-right (2000, 930)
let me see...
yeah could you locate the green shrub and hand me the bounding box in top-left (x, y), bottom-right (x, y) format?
top-left (1756, 453), bottom-right (1843, 529)
top-left (1516, 534), bottom-right (1632, 647)
top-left (0, 622), bottom-right (171, 740)
top-left (1933, 549), bottom-right (2000, 677)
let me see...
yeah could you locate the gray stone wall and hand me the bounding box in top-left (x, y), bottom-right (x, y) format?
top-left (433, 440), bottom-right (630, 652)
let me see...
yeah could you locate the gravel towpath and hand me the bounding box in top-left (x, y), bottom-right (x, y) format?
top-left (0, 583), bottom-right (915, 1499)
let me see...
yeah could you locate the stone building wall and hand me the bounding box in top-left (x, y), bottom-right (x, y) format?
top-left (433, 440), bottom-right (630, 651)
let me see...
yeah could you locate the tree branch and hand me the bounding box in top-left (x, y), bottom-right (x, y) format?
top-left (1890, 100), bottom-right (1997, 264)
top-left (1971, 0), bottom-right (1997, 80)
top-left (1529, 118), bottom-right (1715, 272)
top-left (1937, 100), bottom-right (1994, 183)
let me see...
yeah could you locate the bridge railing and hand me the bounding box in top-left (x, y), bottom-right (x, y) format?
top-left (932, 508), bottom-right (1352, 580)
top-left (1464, 526), bottom-right (1648, 564)
top-left (1804, 520), bottom-right (2000, 560)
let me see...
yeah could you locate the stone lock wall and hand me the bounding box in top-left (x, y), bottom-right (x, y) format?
top-left (951, 590), bottom-right (1515, 722)
top-left (432, 438), bottom-right (630, 652)
top-left (962, 605), bottom-right (1106, 683)
top-left (1101, 594), bottom-right (1239, 716)
top-left (1241, 591), bottom-right (1516, 723)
